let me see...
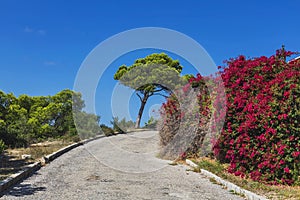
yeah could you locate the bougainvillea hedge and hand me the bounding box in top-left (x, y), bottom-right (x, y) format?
top-left (214, 49), bottom-right (300, 185)
top-left (159, 49), bottom-right (299, 185)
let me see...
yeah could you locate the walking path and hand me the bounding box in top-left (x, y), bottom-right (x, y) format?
top-left (1, 131), bottom-right (243, 199)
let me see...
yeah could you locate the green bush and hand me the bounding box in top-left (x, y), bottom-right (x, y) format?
top-left (144, 116), bottom-right (158, 129)
top-left (0, 139), bottom-right (6, 154)
top-left (110, 117), bottom-right (134, 133)
top-left (100, 124), bottom-right (115, 136)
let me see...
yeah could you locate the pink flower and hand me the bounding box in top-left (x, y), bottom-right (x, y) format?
top-left (182, 84), bottom-right (190, 93)
top-left (180, 152), bottom-right (187, 159)
top-left (278, 113), bottom-right (288, 120)
top-left (250, 151), bottom-right (256, 158)
top-left (234, 171), bottom-right (242, 176)
top-left (290, 84), bottom-right (296, 90)
top-left (292, 152), bottom-right (300, 158)
top-left (279, 160), bottom-right (285, 165)
top-left (283, 91), bottom-right (290, 98)
top-left (283, 167), bottom-right (290, 173)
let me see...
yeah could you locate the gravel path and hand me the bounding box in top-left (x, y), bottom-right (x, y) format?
top-left (1, 131), bottom-right (243, 200)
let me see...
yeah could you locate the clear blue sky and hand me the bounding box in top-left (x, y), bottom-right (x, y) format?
top-left (1, 0), bottom-right (299, 126)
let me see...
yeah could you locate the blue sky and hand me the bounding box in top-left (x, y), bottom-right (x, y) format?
top-left (0, 0), bottom-right (299, 126)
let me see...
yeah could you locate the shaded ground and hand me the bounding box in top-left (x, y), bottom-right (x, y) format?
top-left (1, 131), bottom-right (244, 199)
top-left (0, 141), bottom-right (73, 181)
top-left (0, 154), bottom-right (33, 181)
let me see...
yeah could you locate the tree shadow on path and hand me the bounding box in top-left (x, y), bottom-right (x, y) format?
top-left (1, 183), bottom-right (46, 197)
top-left (0, 172), bottom-right (46, 198)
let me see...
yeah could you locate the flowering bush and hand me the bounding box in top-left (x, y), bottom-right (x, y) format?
top-left (158, 74), bottom-right (212, 159)
top-left (214, 49), bottom-right (300, 185)
top-left (159, 48), bottom-right (299, 185)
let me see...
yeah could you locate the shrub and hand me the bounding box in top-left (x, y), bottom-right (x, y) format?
top-left (0, 139), bottom-right (6, 154)
top-left (213, 49), bottom-right (300, 185)
top-left (159, 48), bottom-right (299, 185)
top-left (110, 117), bottom-right (135, 133)
top-left (100, 124), bottom-right (115, 136)
top-left (144, 116), bottom-right (158, 129)
top-left (158, 74), bottom-right (212, 159)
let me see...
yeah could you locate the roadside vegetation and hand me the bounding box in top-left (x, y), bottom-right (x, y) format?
top-left (158, 48), bottom-right (299, 198)
top-left (1, 48), bottom-right (298, 199)
top-left (0, 89), bottom-right (102, 150)
top-left (193, 157), bottom-right (300, 200)
top-left (0, 140), bottom-right (73, 181)
top-left (0, 89), bottom-right (119, 181)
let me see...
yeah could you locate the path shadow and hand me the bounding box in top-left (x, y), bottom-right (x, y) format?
top-left (1, 183), bottom-right (46, 197)
top-left (0, 153), bottom-right (33, 177)
top-left (0, 171), bottom-right (46, 198)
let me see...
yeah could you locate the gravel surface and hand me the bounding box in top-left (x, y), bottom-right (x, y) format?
top-left (1, 131), bottom-right (244, 200)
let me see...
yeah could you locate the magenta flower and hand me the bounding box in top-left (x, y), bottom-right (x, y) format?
top-left (284, 167), bottom-right (290, 173)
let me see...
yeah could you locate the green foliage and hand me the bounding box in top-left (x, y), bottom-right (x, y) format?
top-left (0, 89), bottom-right (102, 147)
top-left (144, 116), bottom-right (158, 129)
top-left (100, 124), bottom-right (115, 136)
top-left (110, 117), bottom-right (124, 133)
top-left (110, 117), bottom-right (135, 133)
top-left (0, 139), bottom-right (5, 154)
top-left (196, 159), bottom-right (225, 175)
top-left (114, 53), bottom-right (182, 80)
top-left (74, 111), bottom-right (101, 139)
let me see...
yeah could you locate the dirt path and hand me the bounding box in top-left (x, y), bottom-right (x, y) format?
top-left (1, 131), bottom-right (243, 199)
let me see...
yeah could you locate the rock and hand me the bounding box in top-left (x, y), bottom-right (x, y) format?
top-left (21, 154), bottom-right (32, 160)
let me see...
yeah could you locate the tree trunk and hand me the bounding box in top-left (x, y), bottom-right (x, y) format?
top-left (135, 93), bottom-right (149, 128)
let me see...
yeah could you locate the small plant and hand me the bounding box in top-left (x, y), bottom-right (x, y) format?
top-left (0, 139), bottom-right (6, 154)
top-left (196, 158), bottom-right (225, 175)
top-left (100, 124), bottom-right (115, 136)
top-left (209, 177), bottom-right (218, 184)
top-left (168, 162), bottom-right (178, 166)
top-left (110, 117), bottom-right (135, 133)
top-left (144, 116), bottom-right (158, 129)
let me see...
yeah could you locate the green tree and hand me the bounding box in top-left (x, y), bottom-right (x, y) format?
top-left (18, 94), bottom-right (33, 116)
top-left (114, 53), bottom-right (188, 128)
top-left (110, 116), bottom-right (135, 133)
top-left (110, 116), bottom-right (124, 133)
top-left (144, 116), bottom-right (158, 129)
top-left (51, 89), bottom-right (78, 137)
top-left (0, 93), bottom-right (28, 147)
top-left (0, 91), bottom-right (8, 146)
top-left (0, 89), bottom-right (103, 147)
top-left (74, 111), bottom-right (101, 139)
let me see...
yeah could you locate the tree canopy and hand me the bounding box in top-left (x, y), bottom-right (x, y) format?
top-left (114, 53), bottom-right (189, 128)
top-left (0, 89), bottom-right (101, 148)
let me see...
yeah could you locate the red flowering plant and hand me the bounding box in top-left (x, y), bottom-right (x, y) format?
top-left (213, 48), bottom-right (300, 185)
top-left (158, 74), bottom-right (213, 159)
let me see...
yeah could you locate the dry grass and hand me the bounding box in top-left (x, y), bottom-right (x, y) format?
top-left (0, 140), bottom-right (73, 181)
top-left (191, 157), bottom-right (300, 200)
top-left (9, 140), bottom-right (73, 161)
